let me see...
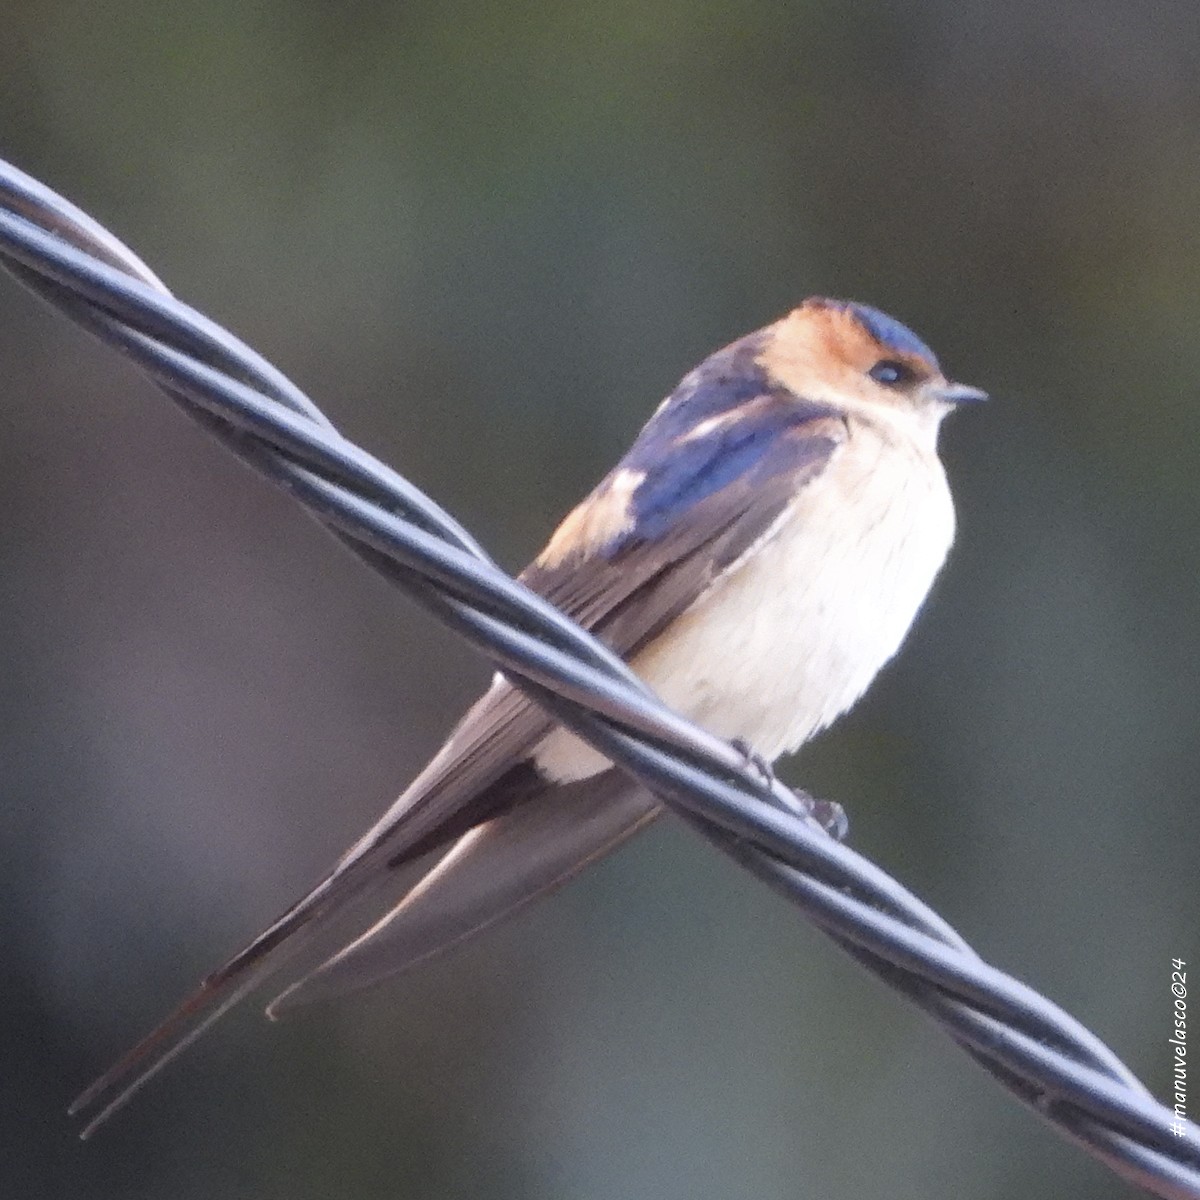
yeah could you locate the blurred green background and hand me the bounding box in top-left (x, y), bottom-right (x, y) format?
top-left (1, 2), bottom-right (1198, 1197)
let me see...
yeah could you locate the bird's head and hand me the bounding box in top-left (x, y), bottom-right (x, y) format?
top-left (761, 297), bottom-right (986, 440)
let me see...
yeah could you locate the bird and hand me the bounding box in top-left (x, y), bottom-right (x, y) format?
top-left (71, 295), bottom-right (985, 1134)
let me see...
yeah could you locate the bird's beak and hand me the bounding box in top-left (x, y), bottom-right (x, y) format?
top-left (935, 381), bottom-right (988, 406)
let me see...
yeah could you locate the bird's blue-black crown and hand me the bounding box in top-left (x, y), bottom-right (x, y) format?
top-left (834, 300), bottom-right (940, 370)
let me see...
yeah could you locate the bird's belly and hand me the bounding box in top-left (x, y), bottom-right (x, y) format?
top-left (533, 442), bottom-right (955, 783)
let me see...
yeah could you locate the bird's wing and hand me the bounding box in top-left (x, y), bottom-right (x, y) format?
top-left (72, 391), bottom-right (846, 1134)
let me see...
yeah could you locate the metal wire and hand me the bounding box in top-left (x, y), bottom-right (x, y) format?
top-left (0, 155), bottom-right (1195, 1198)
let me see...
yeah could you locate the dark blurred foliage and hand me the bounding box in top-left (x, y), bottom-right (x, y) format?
top-left (1, 1), bottom-right (1198, 1197)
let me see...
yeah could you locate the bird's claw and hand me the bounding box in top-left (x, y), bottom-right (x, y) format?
top-left (799, 793), bottom-right (849, 841)
top-left (729, 737), bottom-right (849, 841)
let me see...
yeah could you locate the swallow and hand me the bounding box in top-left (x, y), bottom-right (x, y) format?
top-left (71, 296), bottom-right (985, 1133)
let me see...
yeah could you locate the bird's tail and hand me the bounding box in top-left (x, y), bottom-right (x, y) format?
top-left (68, 823), bottom-right (398, 1137)
top-left (66, 708), bottom-right (524, 1137)
top-left (266, 772), bottom-right (659, 1016)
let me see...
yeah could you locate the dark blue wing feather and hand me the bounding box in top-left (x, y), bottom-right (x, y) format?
top-left (604, 339), bottom-right (842, 549)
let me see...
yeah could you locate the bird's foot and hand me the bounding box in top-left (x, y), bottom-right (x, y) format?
top-left (729, 737), bottom-right (849, 841)
top-left (797, 792), bottom-right (849, 841)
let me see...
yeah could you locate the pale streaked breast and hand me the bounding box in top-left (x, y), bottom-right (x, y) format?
top-left (533, 416), bottom-right (956, 783)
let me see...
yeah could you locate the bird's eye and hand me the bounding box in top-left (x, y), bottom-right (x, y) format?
top-left (868, 359), bottom-right (915, 387)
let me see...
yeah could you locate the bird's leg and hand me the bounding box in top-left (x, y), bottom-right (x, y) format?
top-left (731, 736), bottom-right (776, 786)
top-left (730, 737), bottom-right (849, 841)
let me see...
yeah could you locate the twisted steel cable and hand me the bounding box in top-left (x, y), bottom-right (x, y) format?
top-left (0, 156), bottom-right (1195, 1196)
